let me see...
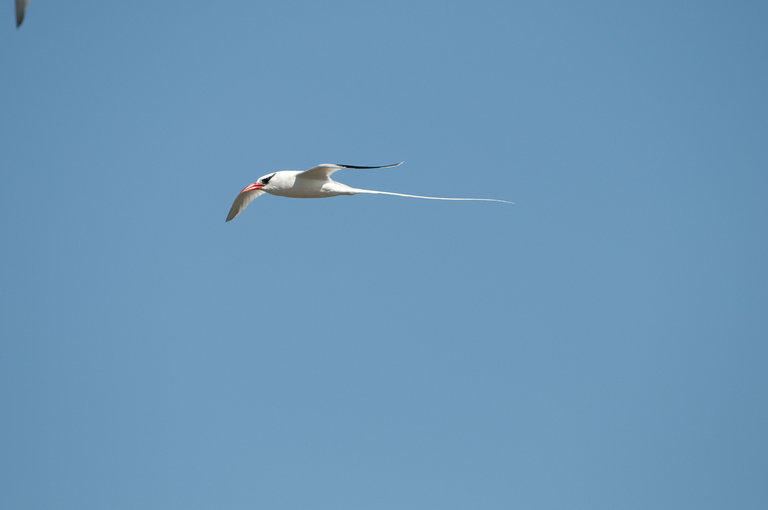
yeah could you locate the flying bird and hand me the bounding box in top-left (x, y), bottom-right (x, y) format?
top-left (226, 162), bottom-right (512, 222)
top-left (15, 0), bottom-right (29, 27)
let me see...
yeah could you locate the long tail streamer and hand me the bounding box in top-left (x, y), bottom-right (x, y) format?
top-left (350, 188), bottom-right (514, 204)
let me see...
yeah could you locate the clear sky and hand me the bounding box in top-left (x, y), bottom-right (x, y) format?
top-left (2, 1), bottom-right (767, 508)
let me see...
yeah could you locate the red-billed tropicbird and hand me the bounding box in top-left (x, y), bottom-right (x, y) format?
top-left (226, 162), bottom-right (512, 222)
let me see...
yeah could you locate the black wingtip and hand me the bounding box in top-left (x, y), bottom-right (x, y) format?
top-left (336, 161), bottom-right (404, 169)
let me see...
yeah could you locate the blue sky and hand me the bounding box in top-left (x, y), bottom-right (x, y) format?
top-left (2, 1), bottom-right (767, 508)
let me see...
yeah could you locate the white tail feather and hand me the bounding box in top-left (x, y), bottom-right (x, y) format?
top-left (350, 188), bottom-right (513, 204)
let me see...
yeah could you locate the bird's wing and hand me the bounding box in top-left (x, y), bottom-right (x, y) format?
top-left (349, 187), bottom-right (513, 204)
top-left (226, 188), bottom-right (265, 222)
top-left (299, 161), bottom-right (404, 180)
top-left (16, 0), bottom-right (29, 27)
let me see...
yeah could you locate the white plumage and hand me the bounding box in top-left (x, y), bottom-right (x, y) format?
top-left (226, 162), bottom-right (512, 222)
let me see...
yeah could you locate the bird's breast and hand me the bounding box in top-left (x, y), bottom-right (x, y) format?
top-left (268, 177), bottom-right (353, 198)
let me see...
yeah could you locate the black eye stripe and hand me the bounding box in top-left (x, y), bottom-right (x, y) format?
top-left (262, 173), bottom-right (275, 184)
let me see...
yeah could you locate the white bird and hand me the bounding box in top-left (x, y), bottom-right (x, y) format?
top-left (226, 162), bottom-right (512, 222)
top-left (15, 0), bottom-right (29, 27)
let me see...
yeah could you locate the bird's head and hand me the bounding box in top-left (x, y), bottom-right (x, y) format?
top-left (240, 172), bottom-right (276, 193)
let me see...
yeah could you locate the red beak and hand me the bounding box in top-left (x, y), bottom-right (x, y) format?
top-left (241, 182), bottom-right (265, 193)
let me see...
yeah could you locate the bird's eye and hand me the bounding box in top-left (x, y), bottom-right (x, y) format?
top-left (262, 173), bottom-right (275, 185)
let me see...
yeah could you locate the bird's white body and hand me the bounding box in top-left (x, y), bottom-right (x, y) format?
top-left (226, 162), bottom-right (512, 221)
top-left (261, 170), bottom-right (357, 198)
